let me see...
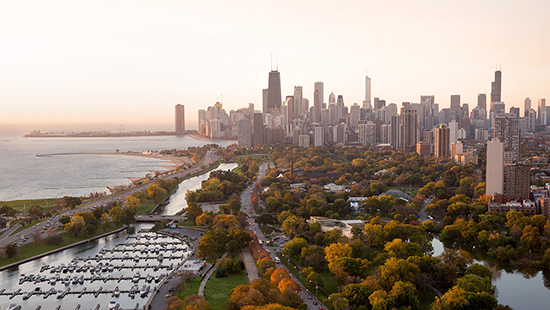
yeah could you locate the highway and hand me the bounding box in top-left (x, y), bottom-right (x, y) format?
top-left (241, 162), bottom-right (328, 310)
top-left (0, 150), bottom-right (220, 249)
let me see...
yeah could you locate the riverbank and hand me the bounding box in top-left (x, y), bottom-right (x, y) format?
top-left (0, 225), bottom-right (128, 271)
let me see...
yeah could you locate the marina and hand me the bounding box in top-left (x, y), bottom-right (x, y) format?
top-left (0, 226), bottom-right (191, 309)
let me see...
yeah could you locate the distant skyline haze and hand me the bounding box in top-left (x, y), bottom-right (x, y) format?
top-left (0, 0), bottom-right (549, 131)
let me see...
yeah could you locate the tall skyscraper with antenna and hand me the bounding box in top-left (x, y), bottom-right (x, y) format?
top-left (491, 69), bottom-right (502, 111)
top-left (363, 70), bottom-right (372, 109)
top-left (267, 57), bottom-right (282, 114)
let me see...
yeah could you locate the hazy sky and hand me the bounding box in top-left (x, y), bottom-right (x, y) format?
top-left (1, 0), bottom-right (549, 131)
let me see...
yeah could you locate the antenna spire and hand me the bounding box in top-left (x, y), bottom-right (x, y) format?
top-left (276, 56), bottom-right (278, 71)
top-left (270, 53), bottom-right (273, 71)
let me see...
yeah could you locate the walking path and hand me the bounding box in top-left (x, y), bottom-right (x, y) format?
top-left (241, 247), bottom-right (259, 282)
top-left (198, 252), bottom-right (228, 296)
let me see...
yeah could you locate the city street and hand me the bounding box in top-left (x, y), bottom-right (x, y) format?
top-left (241, 162), bottom-right (328, 310)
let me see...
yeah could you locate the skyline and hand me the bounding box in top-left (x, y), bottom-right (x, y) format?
top-left (1, 0), bottom-right (549, 131)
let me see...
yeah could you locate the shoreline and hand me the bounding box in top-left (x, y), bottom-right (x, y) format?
top-left (39, 152), bottom-right (195, 190)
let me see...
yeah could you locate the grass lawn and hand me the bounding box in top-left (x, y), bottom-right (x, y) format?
top-left (176, 277), bottom-right (202, 299)
top-left (137, 199), bottom-right (158, 215)
top-left (204, 271), bottom-right (248, 310)
top-left (389, 186), bottom-right (419, 197)
top-left (0, 225), bottom-right (125, 268)
top-left (0, 198), bottom-right (58, 211)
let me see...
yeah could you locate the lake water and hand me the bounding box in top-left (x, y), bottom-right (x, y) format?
top-left (0, 132), bottom-right (234, 201)
top-left (158, 163), bottom-right (238, 215)
top-left (431, 238), bottom-right (550, 309)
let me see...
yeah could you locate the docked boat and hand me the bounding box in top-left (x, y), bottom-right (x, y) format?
top-left (146, 274), bottom-right (153, 283)
top-left (56, 290), bottom-right (64, 299)
top-left (140, 285), bottom-right (148, 298)
top-left (132, 273), bottom-right (140, 283)
top-left (154, 275), bottom-right (161, 283)
top-left (108, 301), bottom-right (117, 309)
top-left (112, 286), bottom-right (120, 297)
top-left (22, 291), bottom-right (30, 300)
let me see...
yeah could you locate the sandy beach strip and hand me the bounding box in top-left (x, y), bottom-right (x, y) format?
top-left (43, 152), bottom-right (194, 173)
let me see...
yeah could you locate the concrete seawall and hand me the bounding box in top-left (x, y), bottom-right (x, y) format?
top-left (0, 226), bottom-right (128, 272)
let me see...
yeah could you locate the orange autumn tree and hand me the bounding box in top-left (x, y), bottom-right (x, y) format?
top-left (278, 277), bottom-right (301, 294)
top-left (270, 268), bottom-right (290, 287)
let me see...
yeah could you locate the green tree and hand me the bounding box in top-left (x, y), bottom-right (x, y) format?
top-left (125, 195), bottom-right (141, 211)
top-left (282, 215), bottom-right (305, 238)
top-left (378, 257), bottom-right (420, 291)
top-left (283, 237), bottom-right (308, 260)
top-left (148, 183), bottom-right (168, 203)
top-left (65, 214), bottom-right (86, 237)
top-left (28, 205), bottom-right (43, 220)
top-left (185, 202), bottom-right (203, 223)
top-left (5, 243), bottom-right (19, 259)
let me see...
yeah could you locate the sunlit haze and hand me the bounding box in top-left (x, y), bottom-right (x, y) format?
top-left (1, 0), bottom-right (549, 131)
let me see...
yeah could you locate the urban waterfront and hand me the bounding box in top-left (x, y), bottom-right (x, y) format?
top-left (0, 132), bottom-right (235, 201)
top-left (0, 223), bottom-right (188, 309)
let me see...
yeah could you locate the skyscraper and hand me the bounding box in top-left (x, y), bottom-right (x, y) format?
top-left (363, 72), bottom-right (372, 109)
top-left (336, 95), bottom-right (345, 121)
top-left (286, 96), bottom-right (294, 125)
top-left (390, 114), bottom-right (401, 150)
top-left (268, 70), bottom-right (282, 113)
top-left (294, 86), bottom-right (303, 118)
top-left (175, 104), bottom-right (185, 134)
top-left (486, 138), bottom-right (504, 196)
top-left (538, 98), bottom-right (546, 126)
top-left (328, 92), bottom-right (336, 104)
top-left (313, 89), bottom-right (321, 123)
top-left (434, 124), bottom-right (450, 158)
top-left (450, 95), bottom-right (461, 118)
top-left (401, 108), bottom-right (418, 153)
top-left (238, 119), bottom-right (252, 148)
top-left (253, 112), bottom-right (264, 147)
top-left (477, 93), bottom-right (487, 110)
top-left (524, 98), bottom-right (531, 117)
top-left (314, 81), bottom-right (324, 107)
top-left (493, 113), bottom-right (520, 164)
top-left (262, 88), bottom-right (269, 113)
top-left (491, 70), bottom-right (502, 109)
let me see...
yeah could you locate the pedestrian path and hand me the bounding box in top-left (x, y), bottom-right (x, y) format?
top-left (198, 252), bottom-right (227, 296)
top-left (241, 247), bottom-right (259, 282)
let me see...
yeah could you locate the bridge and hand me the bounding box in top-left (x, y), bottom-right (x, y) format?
top-left (135, 215), bottom-right (185, 223)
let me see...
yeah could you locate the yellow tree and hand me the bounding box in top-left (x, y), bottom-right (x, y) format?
top-left (125, 195), bottom-right (141, 211)
top-left (325, 242), bottom-right (352, 265)
top-left (148, 183), bottom-right (167, 203)
top-left (65, 214), bottom-right (86, 237)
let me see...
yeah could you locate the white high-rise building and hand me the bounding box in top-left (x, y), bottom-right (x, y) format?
top-left (363, 72), bottom-right (372, 109)
top-left (486, 138), bottom-right (504, 196)
top-left (313, 125), bottom-right (324, 146)
top-left (448, 120), bottom-right (458, 148)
